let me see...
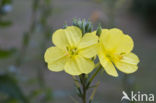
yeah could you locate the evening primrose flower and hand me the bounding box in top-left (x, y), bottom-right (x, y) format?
top-left (44, 26), bottom-right (98, 75)
top-left (98, 28), bottom-right (139, 77)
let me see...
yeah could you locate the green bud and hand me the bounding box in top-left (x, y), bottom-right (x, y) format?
top-left (72, 18), bottom-right (93, 35)
top-left (86, 21), bottom-right (93, 33)
top-left (63, 22), bottom-right (68, 29)
top-left (96, 24), bottom-right (102, 36)
top-left (77, 19), bottom-right (82, 27)
top-left (81, 19), bottom-right (86, 34)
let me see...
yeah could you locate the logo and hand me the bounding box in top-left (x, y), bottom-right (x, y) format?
top-left (121, 91), bottom-right (131, 101)
top-left (121, 91), bottom-right (155, 102)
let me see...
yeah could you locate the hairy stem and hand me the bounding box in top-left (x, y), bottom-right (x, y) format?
top-left (75, 63), bottom-right (101, 103)
top-left (79, 74), bottom-right (87, 103)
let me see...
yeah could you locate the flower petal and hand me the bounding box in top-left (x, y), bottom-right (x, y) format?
top-left (98, 45), bottom-right (118, 77)
top-left (79, 44), bottom-right (98, 58)
top-left (78, 32), bottom-right (98, 49)
top-left (52, 26), bottom-right (82, 49)
top-left (48, 57), bottom-right (66, 72)
top-left (120, 52), bottom-right (139, 65)
top-left (75, 55), bottom-right (95, 74)
top-left (78, 32), bottom-right (99, 58)
top-left (44, 47), bottom-right (67, 72)
top-left (64, 55), bottom-right (94, 75)
top-left (115, 52), bottom-right (139, 74)
top-left (44, 47), bottom-right (66, 63)
top-left (64, 57), bottom-right (82, 75)
top-left (100, 28), bottom-right (134, 54)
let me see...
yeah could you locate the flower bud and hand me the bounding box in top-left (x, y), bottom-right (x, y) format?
top-left (96, 24), bottom-right (102, 36)
top-left (72, 18), bottom-right (93, 34)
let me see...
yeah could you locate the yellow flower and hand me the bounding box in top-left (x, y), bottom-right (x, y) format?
top-left (98, 28), bottom-right (139, 77)
top-left (44, 26), bottom-right (98, 75)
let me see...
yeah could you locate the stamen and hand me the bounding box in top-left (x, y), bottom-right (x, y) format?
top-left (66, 46), bottom-right (78, 56)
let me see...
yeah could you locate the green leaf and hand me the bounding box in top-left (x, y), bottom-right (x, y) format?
top-left (28, 89), bottom-right (42, 100)
top-left (1, 0), bottom-right (12, 5)
top-left (1, 98), bottom-right (18, 103)
top-left (43, 88), bottom-right (53, 102)
top-left (0, 74), bottom-right (29, 103)
top-left (0, 48), bottom-right (16, 59)
top-left (0, 21), bottom-right (12, 27)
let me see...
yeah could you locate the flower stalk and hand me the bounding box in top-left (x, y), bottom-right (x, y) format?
top-left (73, 62), bottom-right (101, 103)
top-left (86, 64), bottom-right (101, 89)
top-left (80, 74), bottom-right (87, 103)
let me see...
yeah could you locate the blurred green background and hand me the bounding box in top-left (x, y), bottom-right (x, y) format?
top-left (0, 0), bottom-right (156, 103)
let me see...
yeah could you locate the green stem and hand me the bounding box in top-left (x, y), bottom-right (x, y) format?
top-left (15, 0), bottom-right (40, 67)
top-left (82, 84), bottom-right (86, 103)
top-left (75, 63), bottom-right (101, 103)
top-left (89, 81), bottom-right (100, 103)
top-left (79, 74), bottom-right (87, 103)
top-left (86, 64), bottom-right (101, 89)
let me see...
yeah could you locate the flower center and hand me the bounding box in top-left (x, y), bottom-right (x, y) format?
top-left (66, 46), bottom-right (78, 56)
top-left (106, 53), bottom-right (114, 61)
top-left (105, 51), bottom-right (124, 62)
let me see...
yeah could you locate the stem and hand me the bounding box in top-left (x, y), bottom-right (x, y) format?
top-left (82, 84), bottom-right (86, 103)
top-left (79, 74), bottom-right (87, 103)
top-left (15, 0), bottom-right (40, 67)
top-left (86, 64), bottom-right (101, 89)
top-left (75, 64), bottom-right (101, 103)
top-left (89, 81), bottom-right (100, 103)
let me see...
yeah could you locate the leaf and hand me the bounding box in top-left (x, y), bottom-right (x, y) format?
top-left (0, 48), bottom-right (16, 59)
top-left (0, 98), bottom-right (18, 103)
top-left (0, 21), bottom-right (12, 27)
top-left (0, 74), bottom-right (29, 103)
top-left (2, 0), bottom-right (12, 5)
top-left (43, 88), bottom-right (53, 102)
